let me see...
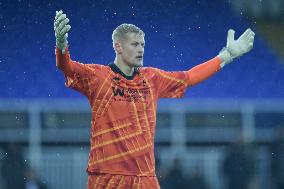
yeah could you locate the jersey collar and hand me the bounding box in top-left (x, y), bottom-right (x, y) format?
top-left (108, 63), bottom-right (139, 80)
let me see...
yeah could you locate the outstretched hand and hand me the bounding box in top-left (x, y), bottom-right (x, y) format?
top-left (227, 28), bottom-right (255, 59)
top-left (218, 28), bottom-right (255, 67)
top-left (54, 10), bottom-right (71, 54)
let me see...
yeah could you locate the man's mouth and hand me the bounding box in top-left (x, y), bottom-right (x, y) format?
top-left (136, 55), bottom-right (143, 60)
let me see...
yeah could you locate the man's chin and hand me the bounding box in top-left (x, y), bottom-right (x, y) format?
top-left (130, 60), bottom-right (143, 67)
top-left (136, 61), bottom-right (143, 67)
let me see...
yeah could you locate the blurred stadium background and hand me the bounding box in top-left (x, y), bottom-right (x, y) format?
top-left (0, 0), bottom-right (284, 189)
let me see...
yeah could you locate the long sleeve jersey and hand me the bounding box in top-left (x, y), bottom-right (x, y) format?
top-left (56, 47), bottom-right (222, 176)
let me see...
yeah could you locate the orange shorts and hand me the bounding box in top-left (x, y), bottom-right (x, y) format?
top-left (87, 173), bottom-right (161, 189)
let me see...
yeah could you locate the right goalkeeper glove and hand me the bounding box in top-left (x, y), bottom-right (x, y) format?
top-left (54, 10), bottom-right (71, 54)
top-left (218, 28), bottom-right (255, 67)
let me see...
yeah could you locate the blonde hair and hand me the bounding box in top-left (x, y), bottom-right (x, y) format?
top-left (112, 23), bottom-right (145, 45)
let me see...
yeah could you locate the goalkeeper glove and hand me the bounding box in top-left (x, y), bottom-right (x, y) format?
top-left (218, 28), bottom-right (255, 68)
top-left (54, 10), bottom-right (71, 54)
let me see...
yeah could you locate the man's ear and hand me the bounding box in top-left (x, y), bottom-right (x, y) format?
top-left (114, 42), bottom-right (123, 54)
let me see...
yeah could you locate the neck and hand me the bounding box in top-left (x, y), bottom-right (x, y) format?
top-left (114, 56), bottom-right (134, 76)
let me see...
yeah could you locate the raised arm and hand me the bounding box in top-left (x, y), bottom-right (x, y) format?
top-left (187, 28), bottom-right (255, 86)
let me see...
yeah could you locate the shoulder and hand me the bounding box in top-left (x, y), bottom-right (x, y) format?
top-left (139, 67), bottom-right (170, 79)
top-left (79, 63), bottom-right (110, 74)
top-left (71, 63), bottom-right (111, 78)
top-left (137, 67), bottom-right (163, 83)
top-left (138, 66), bottom-right (161, 75)
top-left (84, 63), bottom-right (106, 70)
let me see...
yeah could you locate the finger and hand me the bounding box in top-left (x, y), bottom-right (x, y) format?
top-left (250, 36), bottom-right (255, 46)
top-left (55, 16), bottom-right (63, 29)
top-left (227, 29), bottom-right (235, 46)
top-left (248, 42), bottom-right (253, 51)
top-left (247, 31), bottom-right (255, 39)
top-left (248, 36), bottom-right (254, 43)
top-left (55, 14), bottom-right (67, 28)
top-left (60, 25), bottom-right (71, 36)
top-left (55, 10), bottom-right (63, 21)
top-left (241, 28), bottom-right (251, 39)
top-left (55, 13), bottom-right (66, 27)
top-left (54, 13), bottom-right (62, 28)
top-left (58, 18), bottom-right (69, 31)
top-left (56, 22), bottom-right (66, 35)
top-left (54, 14), bottom-right (61, 29)
top-left (57, 10), bottom-right (63, 15)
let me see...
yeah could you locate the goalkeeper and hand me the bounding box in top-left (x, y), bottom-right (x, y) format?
top-left (54, 10), bottom-right (255, 189)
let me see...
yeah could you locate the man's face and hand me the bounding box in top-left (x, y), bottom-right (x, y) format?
top-left (119, 33), bottom-right (145, 67)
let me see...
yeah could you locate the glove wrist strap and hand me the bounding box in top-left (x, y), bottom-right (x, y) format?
top-left (218, 47), bottom-right (233, 68)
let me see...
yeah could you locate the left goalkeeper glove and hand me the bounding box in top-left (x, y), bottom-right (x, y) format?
top-left (54, 10), bottom-right (71, 54)
top-left (218, 28), bottom-right (255, 67)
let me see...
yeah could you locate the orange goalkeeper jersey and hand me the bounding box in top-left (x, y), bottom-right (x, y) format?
top-left (56, 47), bottom-right (221, 176)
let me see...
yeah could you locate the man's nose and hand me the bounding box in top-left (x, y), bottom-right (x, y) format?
top-left (138, 45), bottom-right (144, 53)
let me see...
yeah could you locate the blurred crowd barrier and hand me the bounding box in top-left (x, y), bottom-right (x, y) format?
top-left (0, 99), bottom-right (284, 189)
